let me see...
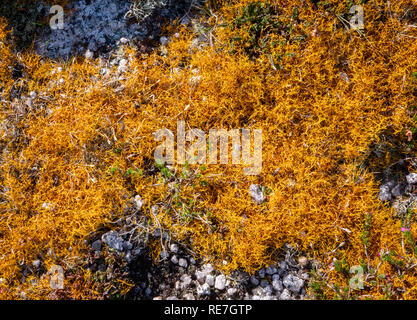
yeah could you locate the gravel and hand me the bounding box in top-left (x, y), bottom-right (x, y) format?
top-left (34, 0), bottom-right (197, 58)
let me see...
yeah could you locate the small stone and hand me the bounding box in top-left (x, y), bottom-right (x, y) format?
top-left (170, 243), bottom-right (179, 254)
top-left (189, 257), bottom-right (196, 265)
top-left (180, 275), bottom-right (192, 289)
top-left (391, 182), bottom-right (406, 198)
top-left (119, 59), bottom-right (128, 67)
top-left (272, 277), bottom-right (283, 292)
top-left (227, 288), bottom-right (238, 297)
top-left (252, 287), bottom-right (263, 296)
top-left (171, 255), bottom-right (178, 264)
top-left (214, 274), bottom-right (226, 290)
top-left (298, 256), bottom-right (308, 267)
top-left (258, 268), bottom-right (266, 278)
top-left (101, 231), bottom-right (124, 251)
top-left (283, 274), bottom-right (304, 294)
top-left (407, 173), bottom-right (417, 185)
top-left (29, 91), bottom-right (37, 99)
top-left (160, 36), bottom-right (169, 46)
top-left (279, 288), bottom-right (292, 300)
top-left (134, 195), bottom-right (143, 210)
top-left (123, 241), bottom-right (132, 251)
top-left (260, 279), bottom-right (269, 288)
top-left (196, 270), bottom-right (206, 284)
top-left (145, 287), bottom-right (152, 296)
top-left (85, 50), bottom-right (94, 59)
top-left (202, 263), bottom-right (214, 274)
top-left (178, 258), bottom-right (188, 268)
top-left (205, 274), bottom-right (215, 287)
top-left (120, 37), bottom-right (128, 44)
top-left (250, 275), bottom-right (259, 286)
top-left (265, 265), bottom-right (277, 275)
top-left (32, 260), bottom-right (41, 268)
top-left (197, 283), bottom-right (211, 296)
top-left (183, 293), bottom-right (195, 300)
top-left (91, 240), bottom-right (101, 252)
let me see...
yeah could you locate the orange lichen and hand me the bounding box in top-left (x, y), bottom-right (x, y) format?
top-left (1, 0), bottom-right (417, 299)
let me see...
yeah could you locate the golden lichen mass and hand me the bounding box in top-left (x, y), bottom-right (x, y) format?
top-left (1, 0), bottom-right (417, 299)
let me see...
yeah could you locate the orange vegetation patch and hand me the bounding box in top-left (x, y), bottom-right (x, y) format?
top-left (1, 0), bottom-right (417, 299)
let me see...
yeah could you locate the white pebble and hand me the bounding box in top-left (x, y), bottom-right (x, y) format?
top-left (178, 258), bottom-right (188, 268)
top-left (215, 275), bottom-right (227, 291)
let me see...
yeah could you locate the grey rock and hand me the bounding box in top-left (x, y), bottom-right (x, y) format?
top-left (260, 279), bottom-right (269, 288)
top-left (379, 185), bottom-right (392, 202)
top-left (272, 277), bottom-right (283, 292)
top-left (196, 270), bottom-right (206, 284)
top-left (279, 288), bottom-right (292, 300)
top-left (391, 182), bottom-right (407, 198)
top-left (262, 285), bottom-right (273, 296)
top-left (160, 36), bottom-right (170, 46)
top-left (123, 241), bottom-right (132, 251)
top-left (180, 275), bottom-right (192, 289)
top-left (205, 274), bottom-right (215, 287)
top-left (178, 258), bottom-right (188, 268)
top-left (283, 274), bottom-right (304, 294)
top-left (407, 173), bottom-right (417, 185)
top-left (227, 288), bottom-right (238, 297)
top-left (258, 268), bottom-right (266, 278)
top-left (170, 255), bottom-right (178, 265)
top-left (170, 243), bottom-right (179, 254)
top-left (202, 263), bottom-right (214, 274)
top-left (197, 283), bottom-right (211, 296)
top-left (91, 240), bottom-right (101, 251)
top-left (265, 265), bottom-right (277, 275)
top-left (250, 275), bottom-right (259, 286)
top-left (32, 260), bottom-right (41, 268)
top-left (214, 275), bottom-right (227, 291)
